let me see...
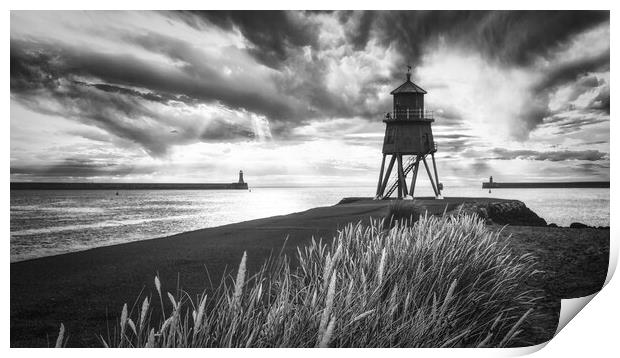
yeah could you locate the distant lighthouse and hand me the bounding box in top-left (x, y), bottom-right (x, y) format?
top-left (238, 170), bottom-right (245, 184)
top-left (375, 67), bottom-right (442, 199)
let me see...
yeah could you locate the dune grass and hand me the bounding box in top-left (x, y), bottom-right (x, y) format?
top-left (61, 212), bottom-right (543, 348)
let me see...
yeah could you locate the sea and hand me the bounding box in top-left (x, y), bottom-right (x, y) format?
top-left (10, 185), bottom-right (610, 262)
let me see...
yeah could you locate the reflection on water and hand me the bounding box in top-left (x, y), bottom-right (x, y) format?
top-left (10, 186), bottom-right (609, 262)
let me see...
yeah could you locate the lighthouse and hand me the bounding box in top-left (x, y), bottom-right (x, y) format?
top-left (375, 67), bottom-right (442, 199)
top-left (238, 170), bottom-right (245, 184)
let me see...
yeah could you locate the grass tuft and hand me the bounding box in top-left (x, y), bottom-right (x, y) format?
top-left (54, 323), bottom-right (65, 348)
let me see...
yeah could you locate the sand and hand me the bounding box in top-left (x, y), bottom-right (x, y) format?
top-left (10, 197), bottom-right (609, 347)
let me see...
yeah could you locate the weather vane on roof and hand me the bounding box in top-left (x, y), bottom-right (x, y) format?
top-left (407, 64), bottom-right (412, 73)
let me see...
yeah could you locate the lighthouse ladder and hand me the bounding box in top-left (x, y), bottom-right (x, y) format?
top-left (383, 156), bottom-right (417, 198)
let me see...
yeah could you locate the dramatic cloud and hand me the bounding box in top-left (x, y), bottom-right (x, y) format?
top-left (355, 11), bottom-right (609, 71)
top-left (169, 11), bottom-right (321, 69)
top-left (10, 10), bottom-right (610, 184)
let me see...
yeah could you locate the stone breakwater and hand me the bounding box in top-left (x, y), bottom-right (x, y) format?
top-left (454, 200), bottom-right (548, 227)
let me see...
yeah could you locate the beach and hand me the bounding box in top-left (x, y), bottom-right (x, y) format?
top-left (10, 197), bottom-right (609, 347)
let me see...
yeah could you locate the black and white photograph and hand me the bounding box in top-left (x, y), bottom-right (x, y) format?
top-left (7, 5), bottom-right (614, 351)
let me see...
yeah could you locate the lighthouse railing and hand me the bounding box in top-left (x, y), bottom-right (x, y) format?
top-left (385, 109), bottom-right (434, 121)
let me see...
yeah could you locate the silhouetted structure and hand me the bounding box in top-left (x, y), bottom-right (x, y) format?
top-left (376, 68), bottom-right (442, 199)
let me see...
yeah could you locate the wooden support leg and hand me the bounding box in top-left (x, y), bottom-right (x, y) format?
top-left (431, 153), bottom-right (441, 196)
top-left (409, 156), bottom-right (420, 197)
top-left (422, 155), bottom-right (439, 196)
top-left (379, 155), bottom-right (396, 198)
top-left (375, 154), bottom-right (387, 197)
top-left (396, 155), bottom-right (404, 199)
top-left (401, 156), bottom-right (409, 197)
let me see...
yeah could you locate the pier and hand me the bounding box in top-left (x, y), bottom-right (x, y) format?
top-left (10, 182), bottom-right (249, 190)
top-left (482, 179), bottom-right (609, 189)
top-left (11, 170), bottom-right (249, 190)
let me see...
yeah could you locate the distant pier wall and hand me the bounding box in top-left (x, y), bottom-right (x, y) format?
top-left (482, 181), bottom-right (609, 189)
top-left (10, 182), bottom-right (249, 190)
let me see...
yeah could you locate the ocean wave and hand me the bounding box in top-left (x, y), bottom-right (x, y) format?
top-left (10, 214), bottom-right (204, 237)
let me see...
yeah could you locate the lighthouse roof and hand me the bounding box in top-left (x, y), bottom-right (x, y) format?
top-left (390, 71), bottom-right (427, 95)
top-left (390, 79), bottom-right (427, 95)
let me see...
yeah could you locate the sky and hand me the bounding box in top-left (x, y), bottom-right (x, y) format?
top-left (10, 10), bottom-right (610, 186)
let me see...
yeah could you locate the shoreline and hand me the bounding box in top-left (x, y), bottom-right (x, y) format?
top-left (11, 200), bottom-right (608, 265)
top-left (10, 197), bottom-right (609, 347)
